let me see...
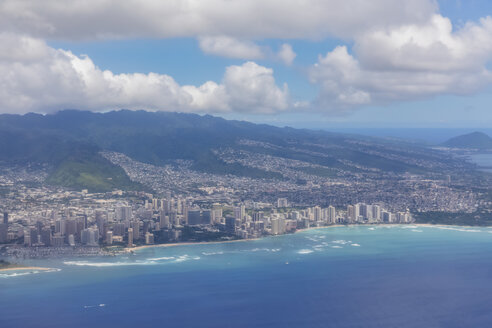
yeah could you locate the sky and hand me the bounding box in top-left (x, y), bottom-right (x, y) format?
top-left (1, 0), bottom-right (492, 128)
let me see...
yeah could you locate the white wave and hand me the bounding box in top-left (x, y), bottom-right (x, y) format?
top-left (351, 244), bottom-right (360, 247)
top-left (174, 255), bottom-right (200, 263)
top-left (202, 251), bottom-right (224, 256)
top-left (297, 249), bottom-right (314, 254)
top-left (411, 229), bottom-right (423, 233)
top-left (401, 225), bottom-right (419, 229)
top-left (65, 254), bottom-right (201, 267)
top-left (0, 268), bottom-right (61, 278)
top-left (84, 304), bottom-right (106, 309)
top-left (434, 226), bottom-right (482, 233)
top-left (368, 228), bottom-right (375, 230)
top-left (146, 256), bottom-right (175, 261)
top-left (332, 240), bottom-right (349, 245)
top-left (64, 261), bottom-right (156, 267)
top-left (248, 248), bottom-right (281, 253)
top-left (331, 246), bottom-right (343, 249)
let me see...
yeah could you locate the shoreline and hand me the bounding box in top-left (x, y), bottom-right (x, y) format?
top-left (0, 266), bottom-right (54, 272)
top-left (123, 223), bottom-right (417, 253)
top-left (125, 224), bottom-right (352, 252)
top-left (123, 223), bottom-right (490, 253)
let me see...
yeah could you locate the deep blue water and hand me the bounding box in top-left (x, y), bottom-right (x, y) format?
top-left (2, 225), bottom-right (492, 328)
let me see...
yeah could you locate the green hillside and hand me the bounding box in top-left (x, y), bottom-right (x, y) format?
top-left (0, 110), bottom-right (469, 191)
top-left (46, 152), bottom-right (143, 193)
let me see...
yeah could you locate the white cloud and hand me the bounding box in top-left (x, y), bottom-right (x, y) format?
top-left (277, 44), bottom-right (296, 66)
top-left (223, 62), bottom-right (289, 113)
top-left (4, 1), bottom-right (492, 115)
top-left (0, 0), bottom-right (437, 40)
top-left (309, 15), bottom-right (492, 113)
top-left (0, 34), bottom-right (289, 114)
top-left (198, 36), bottom-right (265, 59)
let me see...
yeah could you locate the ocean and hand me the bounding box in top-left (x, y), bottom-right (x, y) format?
top-left (467, 153), bottom-right (492, 173)
top-left (2, 225), bottom-right (492, 328)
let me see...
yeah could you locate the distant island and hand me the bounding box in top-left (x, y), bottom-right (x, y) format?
top-left (442, 131), bottom-right (492, 150)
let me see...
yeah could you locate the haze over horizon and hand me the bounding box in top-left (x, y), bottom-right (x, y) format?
top-left (1, 0), bottom-right (492, 128)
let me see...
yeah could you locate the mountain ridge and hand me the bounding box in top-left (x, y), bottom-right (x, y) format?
top-left (0, 109), bottom-right (463, 192)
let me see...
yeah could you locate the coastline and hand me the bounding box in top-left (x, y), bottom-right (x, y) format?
top-left (0, 266), bottom-right (54, 272)
top-left (123, 223), bottom-right (490, 253)
top-left (123, 224), bottom-right (387, 253)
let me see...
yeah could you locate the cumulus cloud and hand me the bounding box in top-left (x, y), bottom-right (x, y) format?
top-left (309, 15), bottom-right (492, 113)
top-left (0, 34), bottom-right (289, 114)
top-left (3, 1), bottom-right (492, 115)
top-left (277, 44), bottom-right (296, 66)
top-left (198, 36), bottom-right (265, 59)
top-left (223, 62), bottom-right (289, 113)
top-left (0, 0), bottom-right (437, 40)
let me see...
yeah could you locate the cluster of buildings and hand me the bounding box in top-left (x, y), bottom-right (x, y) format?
top-left (0, 193), bottom-right (412, 250)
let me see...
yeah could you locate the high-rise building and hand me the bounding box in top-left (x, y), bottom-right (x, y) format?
top-left (271, 217), bottom-right (286, 235)
top-left (52, 235), bottom-right (65, 247)
top-left (3, 212), bottom-right (8, 224)
top-left (271, 218), bottom-right (280, 235)
top-left (131, 220), bottom-right (140, 240)
top-left (202, 210), bottom-right (212, 225)
top-left (115, 205), bottom-right (132, 221)
top-left (68, 234), bottom-right (75, 246)
top-left (40, 227), bottom-right (52, 246)
top-left (234, 205), bottom-right (245, 222)
top-left (187, 209), bottom-right (202, 225)
top-left (347, 205), bottom-right (354, 222)
top-left (313, 206), bottom-right (322, 221)
top-left (159, 211), bottom-right (170, 229)
top-left (382, 211), bottom-right (391, 223)
top-left (106, 231), bottom-right (113, 245)
top-left (145, 232), bottom-right (154, 245)
top-left (127, 228), bottom-right (134, 247)
top-left (360, 204), bottom-right (372, 220)
top-left (328, 206), bottom-right (336, 224)
top-left (81, 228), bottom-right (98, 246)
top-left (354, 204), bottom-right (361, 222)
top-left (0, 223), bottom-right (7, 243)
top-left (55, 219), bottom-right (66, 236)
top-left (253, 211), bottom-right (264, 222)
top-left (225, 217), bottom-right (236, 233)
top-left (96, 210), bottom-right (108, 238)
top-left (24, 231), bottom-right (31, 246)
top-left (152, 198), bottom-right (162, 210)
top-left (65, 219), bottom-right (77, 241)
top-left (211, 205), bottom-right (223, 224)
top-left (372, 205), bottom-right (381, 222)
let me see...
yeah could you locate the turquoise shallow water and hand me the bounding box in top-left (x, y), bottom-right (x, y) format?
top-left (2, 225), bottom-right (492, 328)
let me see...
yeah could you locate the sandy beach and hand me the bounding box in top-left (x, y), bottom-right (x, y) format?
top-left (0, 266), bottom-right (54, 272)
